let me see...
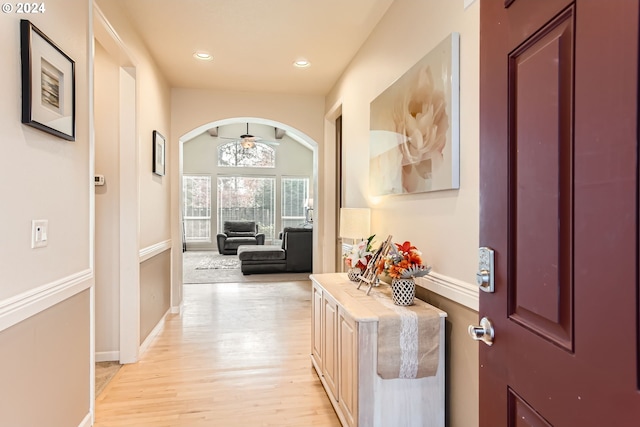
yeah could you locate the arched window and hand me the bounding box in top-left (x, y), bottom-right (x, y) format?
top-left (217, 141), bottom-right (276, 168)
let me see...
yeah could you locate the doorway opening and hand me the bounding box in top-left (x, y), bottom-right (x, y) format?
top-left (178, 118), bottom-right (318, 285)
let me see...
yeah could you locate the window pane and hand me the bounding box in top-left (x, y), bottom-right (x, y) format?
top-left (217, 176), bottom-right (276, 241)
top-left (282, 177), bottom-right (309, 229)
top-left (218, 141), bottom-right (275, 168)
top-left (183, 175), bottom-right (212, 242)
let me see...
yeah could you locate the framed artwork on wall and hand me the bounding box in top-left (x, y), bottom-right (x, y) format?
top-left (370, 32), bottom-right (460, 195)
top-left (153, 130), bottom-right (166, 176)
top-left (20, 19), bottom-right (76, 141)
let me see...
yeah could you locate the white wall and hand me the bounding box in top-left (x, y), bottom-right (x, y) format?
top-left (95, 0), bottom-right (172, 252)
top-left (94, 0), bottom-right (172, 358)
top-left (324, 1), bottom-right (480, 426)
top-left (0, 0), bottom-right (93, 425)
top-left (94, 40), bottom-right (121, 358)
top-left (0, 4), bottom-right (92, 297)
top-left (326, 0), bottom-right (480, 285)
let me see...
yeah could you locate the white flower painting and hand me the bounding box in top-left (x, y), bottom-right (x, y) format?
top-left (370, 33), bottom-right (460, 195)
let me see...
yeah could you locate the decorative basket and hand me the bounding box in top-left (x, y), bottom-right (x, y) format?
top-left (391, 278), bottom-right (415, 306)
top-left (347, 267), bottom-right (362, 282)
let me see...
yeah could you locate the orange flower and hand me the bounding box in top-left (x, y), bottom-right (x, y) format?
top-left (377, 240), bottom-right (430, 279)
top-left (407, 251), bottom-right (423, 265)
top-left (389, 265), bottom-right (404, 279)
top-left (396, 241), bottom-right (417, 253)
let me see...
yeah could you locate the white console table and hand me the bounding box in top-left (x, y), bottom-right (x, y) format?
top-left (310, 273), bottom-right (447, 427)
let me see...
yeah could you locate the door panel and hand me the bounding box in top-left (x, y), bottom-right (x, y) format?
top-left (479, 0), bottom-right (640, 425)
top-left (508, 388), bottom-right (552, 427)
top-left (338, 309), bottom-right (357, 427)
top-left (508, 7), bottom-right (574, 350)
top-left (312, 283), bottom-right (323, 368)
top-left (322, 294), bottom-right (338, 399)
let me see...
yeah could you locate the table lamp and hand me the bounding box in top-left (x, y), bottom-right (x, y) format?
top-left (339, 208), bottom-right (371, 243)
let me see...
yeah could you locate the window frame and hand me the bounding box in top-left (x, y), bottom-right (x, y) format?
top-left (216, 175), bottom-right (277, 242)
top-left (281, 176), bottom-right (310, 229)
top-left (182, 174), bottom-right (213, 243)
top-left (217, 140), bottom-right (276, 168)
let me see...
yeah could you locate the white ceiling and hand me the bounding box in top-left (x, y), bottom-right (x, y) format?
top-left (105, 0), bottom-right (395, 95)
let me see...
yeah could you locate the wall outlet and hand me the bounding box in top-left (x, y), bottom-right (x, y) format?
top-left (31, 219), bottom-right (48, 248)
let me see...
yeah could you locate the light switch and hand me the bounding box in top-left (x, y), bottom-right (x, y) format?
top-left (31, 219), bottom-right (48, 248)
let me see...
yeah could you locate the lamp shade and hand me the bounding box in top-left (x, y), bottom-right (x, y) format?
top-left (339, 208), bottom-right (371, 240)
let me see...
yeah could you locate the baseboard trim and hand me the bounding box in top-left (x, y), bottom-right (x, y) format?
top-left (170, 302), bottom-right (182, 314)
top-left (95, 351), bottom-right (120, 362)
top-left (139, 239), bottom-right (172, 263)
top-left (78, 412), bottom-right (92, 427)
top-left (416, 271), bottom-right (479, 311)
top-left (139, 308), bottom-right (170, 356)
top-left (0, 269), bottom-right (93, 333)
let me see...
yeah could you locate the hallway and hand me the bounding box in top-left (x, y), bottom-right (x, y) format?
top-left (94, 280), bottom-right (340, 427)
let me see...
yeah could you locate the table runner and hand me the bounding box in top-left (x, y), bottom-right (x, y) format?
top-left (342, 283), bottom-right (440, 380)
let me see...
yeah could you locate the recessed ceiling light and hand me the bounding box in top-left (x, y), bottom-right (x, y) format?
top-left (193, 51), bottom-right (213, 61)
top-left (293, 59), bottom-right (311, 68)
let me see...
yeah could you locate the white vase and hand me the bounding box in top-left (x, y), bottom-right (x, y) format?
top-left (390, 277), bottom-right (415, 306)
top-left (347, 267), bottom-right (362, 282)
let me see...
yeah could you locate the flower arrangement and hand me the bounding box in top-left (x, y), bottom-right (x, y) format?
top-left (376, 240), bottom-right (431, 279)
top-left (344, 235), bottom-right (376, 271)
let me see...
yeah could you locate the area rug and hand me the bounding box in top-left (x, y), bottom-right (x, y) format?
top-left (183, 251), bottom-right (311, 284)
top-left (195, 255), bottom-right (241, 270)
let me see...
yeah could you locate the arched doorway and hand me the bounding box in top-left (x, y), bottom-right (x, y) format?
top-left (171, 117), bottom-right (319, 304)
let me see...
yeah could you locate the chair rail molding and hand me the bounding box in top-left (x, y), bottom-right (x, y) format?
top-left (417, 271), bottom-right (479, 311)
top-left (139, 239), bottom-right (172, 263)
top-left (0, 269), bottom-right (93, 332)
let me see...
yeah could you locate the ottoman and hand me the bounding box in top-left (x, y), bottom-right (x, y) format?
top-left (237, 245), bottom-right (287, 275)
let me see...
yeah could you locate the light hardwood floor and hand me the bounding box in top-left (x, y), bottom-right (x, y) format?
top-left (94, 281), bottom-right (341, 427)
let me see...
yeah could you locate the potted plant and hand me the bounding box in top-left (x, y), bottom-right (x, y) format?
top-left (375, 241), bottom-right (431, 305)
top-left (344, 235), bottom-right (376, 281)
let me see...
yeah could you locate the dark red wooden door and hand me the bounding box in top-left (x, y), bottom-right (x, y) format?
top-left (479, 0), bottom-right (640, 425)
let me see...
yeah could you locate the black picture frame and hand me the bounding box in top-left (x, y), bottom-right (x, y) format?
top-left (153, 130), bottom-right (166, 176)
top-left (20, 20), bottom-right (75, 141)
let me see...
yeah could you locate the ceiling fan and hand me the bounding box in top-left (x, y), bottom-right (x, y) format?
top-left (212, 123), bottom-right (281, 149)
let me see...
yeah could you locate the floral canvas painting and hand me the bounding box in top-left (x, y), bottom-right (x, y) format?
top-left (370, 33), bottom-right (460, 195)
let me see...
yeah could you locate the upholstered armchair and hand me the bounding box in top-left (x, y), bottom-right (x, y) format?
top-left (216, 220), bottom-right (265, 255)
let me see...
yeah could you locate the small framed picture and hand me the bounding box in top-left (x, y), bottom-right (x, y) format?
top-left (153, 130), bottom-right (166, 176)
top-left (20, 20), bottom-right (75, 141)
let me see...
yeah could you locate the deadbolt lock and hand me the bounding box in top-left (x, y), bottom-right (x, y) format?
top-left (476, 247), bottom-right (495, 293)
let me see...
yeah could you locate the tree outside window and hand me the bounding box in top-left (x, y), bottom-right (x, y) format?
top-left (218, 141), bottom-right (275, 168)
top-left (217, 176), bottom-right (276, 241)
